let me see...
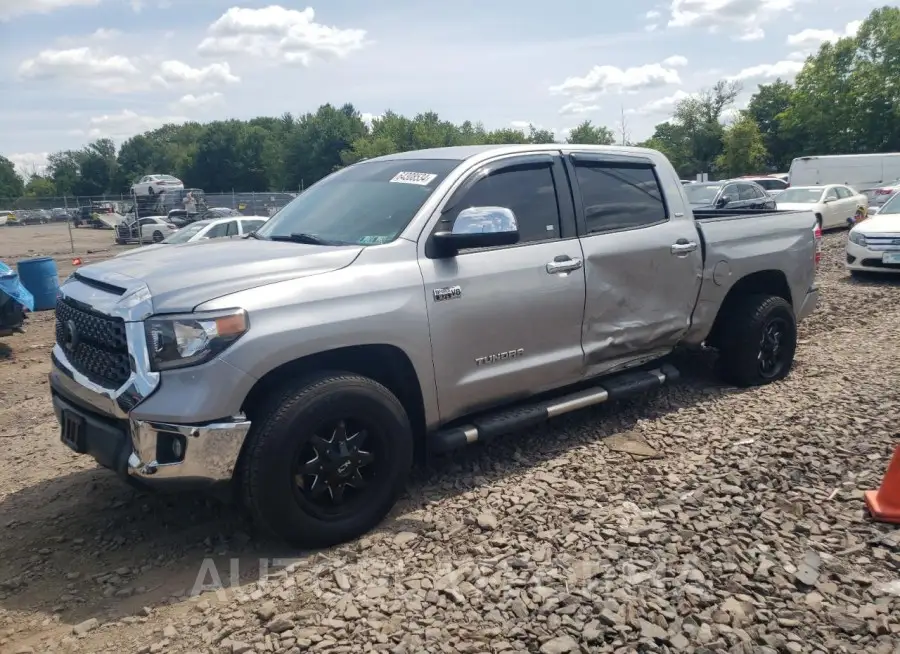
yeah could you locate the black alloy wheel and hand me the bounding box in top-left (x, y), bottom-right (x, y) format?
top-left (757, 316), bottom-right (789, 379)
top-left (291, 417), bottom-right (382, 518)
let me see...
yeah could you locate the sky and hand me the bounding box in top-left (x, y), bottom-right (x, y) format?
top-left (0, 0), bottom-right (883, 176)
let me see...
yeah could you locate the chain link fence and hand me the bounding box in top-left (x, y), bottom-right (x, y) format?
top-left (0, 191), bottom-right (299, 225)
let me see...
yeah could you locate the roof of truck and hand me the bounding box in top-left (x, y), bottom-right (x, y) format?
top-left (369, 143), bottom-right (660, 163)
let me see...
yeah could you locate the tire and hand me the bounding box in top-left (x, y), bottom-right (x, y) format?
top-left (715, 294), bottom-right (797, 387)
top-left (814, 213), bottom-right (823, 229)
top-left (152, 230), bottom-right (163, 243)
top-left (115, 238), bottom-right (126, 245)
top-left (242, 372), bottom-right (413, 548)
top-left (147, 187), bottom-right (155, 196)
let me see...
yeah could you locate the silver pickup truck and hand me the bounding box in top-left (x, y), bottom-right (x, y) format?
top-left (49, 145), bottom-right (820, 547)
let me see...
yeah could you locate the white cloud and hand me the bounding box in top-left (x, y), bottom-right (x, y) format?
top-left (630, 90), bottom-right (693, 115)
top-left (0, 0), bottom-right (99, 20)
top-left (559, 101), bottom-right (600, 116)
top-left (18, 47), bottom-right (141, 92)
top-left (646, 9), bottom-right (661, 19)
top-left (662, 55), bottom-right (688, 67)
top-left (666, 0), bottom-right (802, 42)
top-left (197, 5), bottom-right (367, 66)
top-left (728, 60), bottom-right (804, 82)
top-left (645, 23), bottom-right (658, 32)
top-left (551, 59), bottom-right (683, 97)
top-left (151, 60), bottom-right (239, 88)
top-left (75, 110), bottom-right (188, 140)
top-left (173, 92), bottom-right (224, 110)
top-left (91, 27), bottom-right (120, 39)
top-left (6, 152), bottom-right (50, 176)
top-left (360, 112), bottom-right (383, 126)
top-left (787, 20), bottom-right (861, 48)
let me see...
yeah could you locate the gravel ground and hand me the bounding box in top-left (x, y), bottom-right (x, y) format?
top-left (1, 227), bottom-right (899, 654)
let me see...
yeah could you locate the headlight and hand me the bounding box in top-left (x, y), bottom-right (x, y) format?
top-left (848, 231), bottom-right (867, 247)
top-left (144, 308), bottom-right (248, 371)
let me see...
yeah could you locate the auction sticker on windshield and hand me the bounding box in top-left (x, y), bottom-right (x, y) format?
top-left (390, 171), bottom-right (438, 185)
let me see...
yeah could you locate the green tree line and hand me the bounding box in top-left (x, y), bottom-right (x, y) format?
top-left (2, 5), bottom-right (897, 200)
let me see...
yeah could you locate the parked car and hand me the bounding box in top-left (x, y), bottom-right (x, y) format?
top-left (684, 179), bottom-right (776, 211)
top-left (0, 211), bottom-right (12, 227)
top-left (48, 144), bottom-right (820, 548)
top-left (167, 206), bottom-right (242, 228)
top-left (846, 190), bottom-right (900, 276)
top-left (789, 152), bottom-right (900, 190)
top-left (866, 190), bottom-right (897, 215)
top-left (131, 174), bottom-right (184, 197)
top-left (114, 215), bottom-right (268, 256)
top-left (737, 175), bottom-right (789, 197)
top-left (775, 185), bottom-right (867, 229)
top-left (861, 178), bottom-right (900, 212)
top-left (115, 216), bottom-right (179, 244)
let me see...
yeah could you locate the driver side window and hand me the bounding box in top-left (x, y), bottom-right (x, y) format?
top-left (205, 222), bottom-right (229, 238)
top-left (722, 184), bottom-right (739, 202)
top-left (443, 165), bottom-right (561, 245)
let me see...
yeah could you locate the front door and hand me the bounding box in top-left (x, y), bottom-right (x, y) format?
top-left (418, 156), bottom-right (587, 423)
top-left (564, 152), bottom-right (704, 377)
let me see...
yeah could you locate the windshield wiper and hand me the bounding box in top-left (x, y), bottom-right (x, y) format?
top-left (269, 233), bottom-right (348, 246)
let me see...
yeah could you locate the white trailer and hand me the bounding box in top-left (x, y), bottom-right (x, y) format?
top-left (789, 153), bottom-right (900, 189)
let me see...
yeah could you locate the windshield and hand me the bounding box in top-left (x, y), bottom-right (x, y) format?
top-left (255, 159), bottom-right (459, 245)
top-left (684, 183), bottom-right (722, 205)
top-left (161, 221), bottom-right (208, 243)
top-left (777, 188), bottom-right (824, 203)
top-left (876, 192), bottom-right (900, 215)
top-left (751, 178), bottom-right (787, 191)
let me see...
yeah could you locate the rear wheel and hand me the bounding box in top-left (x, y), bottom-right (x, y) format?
top-left (152, 230), bottom-right (163, 243)
top-left (716, 294), bottom-right (797, 387)
top-left (242, 372), bottom-right (413, 548)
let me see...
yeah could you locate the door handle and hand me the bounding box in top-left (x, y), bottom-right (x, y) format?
top-left (546, 258), bottom-right (583, 274)
top-left (670, 241), bottom-right (698, 255)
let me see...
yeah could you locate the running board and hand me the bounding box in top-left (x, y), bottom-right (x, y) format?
top-left (429, 364), bottom-right (679, 454)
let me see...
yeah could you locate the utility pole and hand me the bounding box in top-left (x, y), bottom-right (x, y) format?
top-left (618, 104), bottom-right (631, 146)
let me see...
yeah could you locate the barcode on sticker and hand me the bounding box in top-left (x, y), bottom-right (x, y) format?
top-left (390, 171), bottom-right (437, 185)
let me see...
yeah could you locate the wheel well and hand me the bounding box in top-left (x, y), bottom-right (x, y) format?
top-left (707, 270), bottom-right (793, 347)
top-left (240, 344), bottom-right (427, 441)
top-left (814, 213), bottom-right (823, 226)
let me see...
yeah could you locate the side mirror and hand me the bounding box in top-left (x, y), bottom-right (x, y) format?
top-left (824, 197), bottom-right (835, 203)
top-left (431, 206), bottom-right (520, 257)
top-left (716, 196), bottom-right (731, 208)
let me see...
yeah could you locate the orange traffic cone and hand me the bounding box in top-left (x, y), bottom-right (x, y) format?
top-left (864, 444), bottom-right (900, 524)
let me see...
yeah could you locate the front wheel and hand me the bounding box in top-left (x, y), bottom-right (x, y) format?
top-left (715, 294), bottom-right (797, 387)
top-left (152, 230), bottom-right (163, 243)
top-left (241, 372), bottom-right (413, 548)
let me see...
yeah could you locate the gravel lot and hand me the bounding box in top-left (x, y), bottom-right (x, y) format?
top-left (1, 224), bottom-right (898, 654)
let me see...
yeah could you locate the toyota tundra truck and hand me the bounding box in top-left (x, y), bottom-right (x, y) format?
top-left (49, 144), bottom-right (820, 547)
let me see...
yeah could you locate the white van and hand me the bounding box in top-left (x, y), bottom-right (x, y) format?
top-left (789, 153), bottom-right (900, 189)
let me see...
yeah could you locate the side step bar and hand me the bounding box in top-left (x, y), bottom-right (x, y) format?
top-left (430, 364), bottom-right (680, 454)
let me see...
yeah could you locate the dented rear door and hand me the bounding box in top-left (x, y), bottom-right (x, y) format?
top-left (563, 151), bottom-right (703, 378)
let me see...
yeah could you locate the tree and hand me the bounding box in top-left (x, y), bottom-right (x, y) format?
top-left (0, 155), bottom-right (24, 199)
top-left (715, 115), bottom-right (769, 177)
top-left (566, 120), bottom-right (615, 145)
top-left (744, 80), bottom-right (796, 171)
top-left (24, 175), bottom-right (56, 197)
top-left (671, 80), bottom-right (741, 176)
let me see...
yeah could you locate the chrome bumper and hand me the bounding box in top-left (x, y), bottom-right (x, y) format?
top-left (797, 285), bottom-right (819, 323)
top-left (51, 348), bottom-right (250, 488)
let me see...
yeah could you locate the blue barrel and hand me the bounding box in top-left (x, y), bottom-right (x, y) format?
top-left (16, 257), bottom-right (60, 311)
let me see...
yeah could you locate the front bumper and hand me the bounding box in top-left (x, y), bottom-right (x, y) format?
top-left (50, 350), bottom-right (250, 490)
top-left (846, 240), bottom-right (900, 274)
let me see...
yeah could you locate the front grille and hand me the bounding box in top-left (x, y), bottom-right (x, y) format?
top-left (55, 297), bottom-right (131, 387)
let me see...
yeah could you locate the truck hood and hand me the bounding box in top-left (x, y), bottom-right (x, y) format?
top-left (856, 213), bottom-right (900, 234)
top-left (74, 238), bottom-right (364, 314)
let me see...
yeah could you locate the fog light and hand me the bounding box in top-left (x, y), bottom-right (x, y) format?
top-left (155, 431), bottom-right (186, 465)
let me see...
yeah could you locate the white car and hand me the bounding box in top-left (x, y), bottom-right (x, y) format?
top-left (114, 215), bottom-right (269, 257)
top-left (846, 192), bottom-right (900, 276)
top-left (776, 184), bottom-right (868, 230)
top-left (738, 176), bottom-right (789, 197)
top-left (130, 174), bottom-right (184, 197)
top-left (115, 216), bottom-right (178, 244)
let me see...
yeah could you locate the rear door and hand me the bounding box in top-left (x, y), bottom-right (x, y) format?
top-left (564, 151), bottom-right (703, 378)
top-left (418, 153), bottom-right (587, 422)
top-left (822, 186), bottom-right (841, 228)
